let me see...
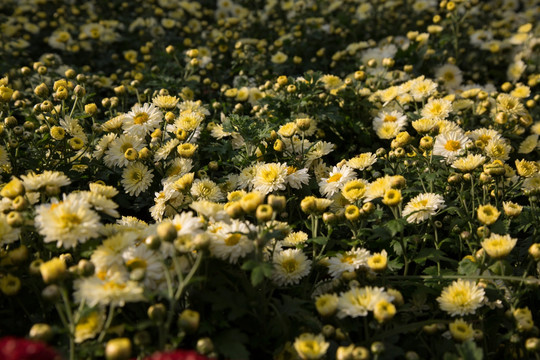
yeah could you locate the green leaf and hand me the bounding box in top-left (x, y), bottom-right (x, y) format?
top-left (456, 340), bottom-right (483, 360)
top-left (458, 258), bottom-right (480, 276)
top-left (414, 248), bottom-right (445, 265)
top-left (309, 236), bottom-right (328, 245)
top-left (385, 219), bottom-right (406, 237)
top-left (214, 329), bottom-right (250, 360)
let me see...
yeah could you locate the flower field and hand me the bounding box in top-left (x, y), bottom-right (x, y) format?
top-left (0, 0), bottom-right (539, 359)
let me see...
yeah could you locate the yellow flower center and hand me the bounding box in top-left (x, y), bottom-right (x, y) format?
top-left (126, 258), bottom-right (148, 271)
top-left (133, 112), bottom-right (149, 124)
top-left (282, 259), bottom-right (298, 273)
top-left (130, 170), bottom-right (143, 182)
top-left (287, 166), bottom-right (297, 175)
top-left (444, 139), bottom-right (461, 151)
top-left (103, 281), bottom-right (126, 291)
top-left (225, 233), bottom-right (241, 246)
top-left (383, 114), bottom-right (397, 122)
top-left (341, 255), bottom-right (355, 264)
top-left (261, 167), bottom-right (279, 182)
top-left (59, 213), bottom-right (81, 229)
top-left (327, 173), bottom-right (342, 183)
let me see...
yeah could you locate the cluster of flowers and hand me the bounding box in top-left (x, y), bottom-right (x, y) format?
top-left (0, 0), bottom-right (539, 359)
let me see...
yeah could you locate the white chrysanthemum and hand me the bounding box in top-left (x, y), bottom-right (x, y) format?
top-left (89, 183), bottom-right (119, 198)
top-left (435, 63), bottom-right (463, 90)
top-left (73, 272), bottom-right (145, 307)
top-left (253, 162), bottom-right (288, 195)
top-left (190, 178), bottom-right (224, 202)
top-left (272, 248), bottom-right (312, 286)
top-left (375, 121), bottom-right (402, 139)
top-left (0, 213), bottom-right (20, 246)
top-left (91, 232), bottom-right (138, 273)
top-left (171, 211), bottom-right (204, 237)
top-left (35, 194), bottom-right (101, 248)
top-left (433, 131), bottom-right (470, 161)
top-left (122, 245), bottom-right (165, 291)
top-left (237, 164), bottom-right (258, 190)
top-left (103, 134), bottom-right (145, 168)
top-left (154, 138), bottom-right (180, 162)
top-left (165, 157), bottom-right (193, 179)
top-left (85, 192), bottom-right (120, 218)
top-left (373, 110), bottom-right (407, 132)
top-left (209, 220), bottom-right (255, 263)
top-left (467, 128), bottom-right (501, 146)
top-left (319, 165), bottom-right (356, 198)
top-left (451, 154), bottom-right (486, 172)
top-left (21, 170), bottom-right (71, 192)
top-left (167, 110), bottom-right (204, 133)
top-left (523, 174), bottom-right (540, 194)
top-left (327, 248), bottom-right (371, 278)
top-left (93, 133), bottom-right (117, 160)
top-left (282, 231), bottom-right (309, 247)
top-left (337, 286), bottom-right (394, 318)
top-left (518, 134), bottom-right (538, 154)
top-left (364, 175), bottom-right (394, 202)
top-left (348, 153), bottom-right (377, 170)
top-left (409, 76), bottom-right (438, 101)
top-left (60, 116), bottom-right (87, 142)
top-left (306, 141), bottom-right (335, 163)
top-left (421, 98), bottom-right (452, 121)
top-left (121, 162), bottom-right (154, 196)
top-left (122, 102), bottom-right (163, 137)
top-left (437, 279), bottom-right (485, 316)
top-left (286, 166), bottom-right (310, 189)
top-left (402, 193), bottom-right (445, 223)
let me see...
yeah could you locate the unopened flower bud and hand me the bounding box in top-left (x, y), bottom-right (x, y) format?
top-left (105, 338), bottom-right (132, 360)
top-left (178, 309), bottom-right (200, 333)
top-left (29, 323), bottom-right (53, 342)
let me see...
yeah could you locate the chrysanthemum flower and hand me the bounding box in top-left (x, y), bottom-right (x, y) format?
top-left (253, 162), bottom-right (288, 195)
top-left (285, 166), bottom-right (310, 189)
top-left (121, 162), bottom-right (154, 196)
top-left (190, 178), bottom-right (223, 202)
top-left (209, 220), bottom-right (255, 263)
top-left (421, 98), bottom-right (452, 121)
top-left (75, 308), bottom-right (105, 343)
top-left (104, 134), bottom-right (146, 168)
top-left (481, 233), bottom-right (517, 259)
top-left (515, 159), bottom-right (538, 177)
top-left (503, 201), bottom-right (523, 217)
top-left (342, 179), bottom-right (368, 202)
top-left (348, 152), bottom-right (377, 170)
top-left (477, 204), bottom-right (500, 225)
top-left (293, 333), bottom-right (329, 360)
top-left (435, 63), bottom-right (463, 90)
top-left (152, 94), bottom-right (179, 110)
top-left (272, 248), bottom-right (312, 286)
top-left (282, 231), bottom-right (309, 246)
top-left (449, 319), bottom-right (475, 342)
top-left (73, 272), bottom-right (145, 307)
top-left (373, 299), bottom-right (396, 323)
top-left (319, 166), bottom-right (355, 198)
top-left (21, 170), bottom-right (71, 192)
top-left (0, 213), bottom-right (21, 246)
top-left (437, 279), bottom-right (485, 316)
top-left (337, 286), bottom-right (394, 318)
top-left (315, 293), bottom-right (339, 317)
top-left (484, 138), bottom-right (511, 161)
top-left (402, 193), bottom-right (445, 223)
top-left (433, 131), bottom-right (470, 162)
top-left (122, 102), bottom-right (163, 137)
top-left (327, 248), bottom-right (370, 279)
top-left (35, 194), bottom-right (101, 248)
top-left (451, 154), bottom-right (486, 172)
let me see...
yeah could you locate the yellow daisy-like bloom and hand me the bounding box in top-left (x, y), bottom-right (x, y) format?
top-left (282, 231), bottom-right (309, 246)
top-left (449, 319), bottom-right (475, 342)
top-left (342, 179), bottom-right (368, 202)
top-left (515, 159), bottom-right (538, 177)
top-left (293, 333), bottom-right (329, 360)
top-left (152, 94), bottom-right (179, 110)
top-left (337, 286), bottom-right (394, 318)
top-left (35, 194), bottom-right (101, 249)
top-left (411, 118), bottom-right (437, 134)
top-left (121, 162), bottom-right (154, 197)
top-left (177, 143), bottom-right (198, 158)
top-left (315, 293), bottom-right (339, 317)
top-left (402, 193), bottom-right (445, 224)
top-left (347, 152), bottom-right (377, 170)
top-left (190, 178), bottom-right (223, 202)
top-left (518, 134), bottom-right (538, 154)
top-left (272, 248), bottom-right (312, 286)
top-left (253, 162), bottom-right (288, 195)
top-left (437, 279), bottom-right (485, 316)
top-left (421, 98), bottom-right (452, 121)
top-left (271, 51), bottom-right (288, 64)
top-left (481, 233), bottom-right (517, 259)
top-left (382, 189), bottom-right (401, 206)
top-left (433, 131), bottom-right (469, 162)
top-left (373, 299), bottom-right (396, 323)
top-left (367, 250), bottom-right (388, 273)
top-left (477, 204), bottom-right (500, 225)
top-left (451, 154), bottom-right (486, 172)
top-left (503, 201), bottom-right (523, 217)
top-left (278, 122), bottom-right (297, 138)
top-left (484, 138), bottom-right (511, 162)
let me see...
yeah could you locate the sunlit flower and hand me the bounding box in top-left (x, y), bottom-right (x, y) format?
top-left (319, 165), bottom-right (356, 198)
top-left (438, 279), bottom-right (484, 316)
top-left (121, 162), bottom-right (154, 196)
top-left (449, 319), bottom-right (475, 342)
top-left (348, 152), bottom-right (377, 170)
top-left (327, 248), bottom-right (371, 278)
top-left (253, 162), bottom-right (288, 195)
top-left (272, 248), bottom-right (312, 286)
top-left (190, 178), bottom-right (223, 202)
top-left (293, 333), bottom-right (329, 360)
top-left (402, 193), bottom-right (445, 223)
top-left (451, 154), bottom-right (486, 172)
top-left (337, 286), bottom-right (394, 318)
top-left (433, 131), bottom-right (469, 161)
top-left (477, 204), bottom-right (500, 225)
top-left (123, 102), bottom-right (163, 137)
top-left (421, 98), bottom-right (452, 121)
top-left (481, 233), bottom-right (517, 259)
